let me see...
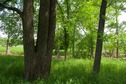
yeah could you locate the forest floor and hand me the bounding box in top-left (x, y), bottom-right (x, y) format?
top-left (0, 55), bottom-right (126, 84)
top-left (0, 51), bottom-right (67, 60)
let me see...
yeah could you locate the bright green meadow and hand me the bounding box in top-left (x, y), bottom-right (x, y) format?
top-left (0, 54), bottom-right (126, 84)
top-left (0, 45), bottom-right (23, 54)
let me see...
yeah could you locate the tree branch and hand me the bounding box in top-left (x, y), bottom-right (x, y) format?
top-left (0, 2), bottom-right (23, 17)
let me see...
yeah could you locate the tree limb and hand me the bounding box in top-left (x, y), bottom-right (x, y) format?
top-left (0, 2), bottom-right (23, 17)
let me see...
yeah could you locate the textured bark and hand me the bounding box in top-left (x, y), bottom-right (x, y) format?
top-left (34, 0), bottom-right (50, 78)
top-left (45, 0), bottom-right (56, 75)
top-left (22, 0), bottom-right (35, 80)
top-left (93, 0), bottom-right (107, 73)
top-left (33, 0), bottom-right (56, 78)
top-left (22, 0), bottom-right (56, 81)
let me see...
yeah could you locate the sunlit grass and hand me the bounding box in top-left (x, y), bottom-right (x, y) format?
top-left (0, 55), bottom-right (126, 84)
top-left (0, 45), bottom-right (6, 52)
top-left (10, 45), bottom-right (23, 54)
top-left (0, 45), bottom-right (23, 54)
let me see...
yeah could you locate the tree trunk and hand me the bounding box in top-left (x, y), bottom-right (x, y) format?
top-left (64, 0), bottom-right (70, 60)
top-left (93, 0), bottom-right (107, 73)
top-left (6, 34), bottom-right (10, 54)
top-left (57, 46), bottom-right (60, 57)
top-left (22, 0), bottom-right (35, 80)
top-left (22, 0), bottom-right (56, 81)
top-left (64, 27), bottom-right (68, 60)
top-left (72, 27), bottom-right (75, 57)
top-left (57, 0), bottom-right (69, 60)
top-left (115, 3), bottom-right (119, 58)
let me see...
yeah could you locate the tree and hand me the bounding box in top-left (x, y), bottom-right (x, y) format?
top-left (0, 11), bottom-right (22, 54)
top-left (70, 0), bottom-right (99, 58)
top-left (0, 0), bottom-right (56, 81)
top-left (93, 0), bottom-right (107, 73)
top-left (57, 0), bottom-right (70, 60)
top-left (103, 0), bottom-right (126, 58)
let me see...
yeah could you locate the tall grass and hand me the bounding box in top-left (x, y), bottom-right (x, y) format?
top-left (0, 55), bottom-right (126, 84)
top-left (0, 55), bottom-right (26, 84)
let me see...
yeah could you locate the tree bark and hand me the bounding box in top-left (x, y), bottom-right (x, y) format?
top-left (22, 0), bottom-right (56, 81)
top-left (22, 0), bottom-right (35, 80)
top-left (93, 0), bottom-right (107, 73)
top-left (34, 0), bottom-right (56, 78)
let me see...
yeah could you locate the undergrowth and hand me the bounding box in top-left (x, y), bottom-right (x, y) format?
top-left (0, 55), bottom-right (126, 84)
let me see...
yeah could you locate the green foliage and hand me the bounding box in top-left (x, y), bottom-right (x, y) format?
top-left (0, 1), bottom-right (23, 47)
top-left (56, 0), bottom-right (99, 58)
top-left (0, 37), bottom-right (6, 46)
top-left (0, 7), bottom-right (4, 11)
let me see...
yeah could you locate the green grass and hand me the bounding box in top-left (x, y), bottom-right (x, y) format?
top-left (0, 45), bottom-right (6, 52)
top-left (10, 45), bottom-right (23, 54)
top-left (0, 55), bottom-right (26, 84)
top-left (0, 45), bottom-right (23, 54)
top-left (0, 55), bottom-right (126, 84)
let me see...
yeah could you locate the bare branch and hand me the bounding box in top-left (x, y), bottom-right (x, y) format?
top-left (0, 2), bottom-right (23, 17)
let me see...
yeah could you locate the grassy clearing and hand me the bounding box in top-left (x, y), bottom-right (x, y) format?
top-left (0, 55), bottom-right (126, 84)
top-left (10, 45), bottom-right (23, 54)
top-left (0, 45), bottom-right (23, 54)
top-left (0, 45), bottom-right (6, 52)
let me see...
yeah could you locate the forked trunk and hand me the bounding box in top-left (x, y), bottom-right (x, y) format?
top-left (22, 0), bottom-right (56, 81)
